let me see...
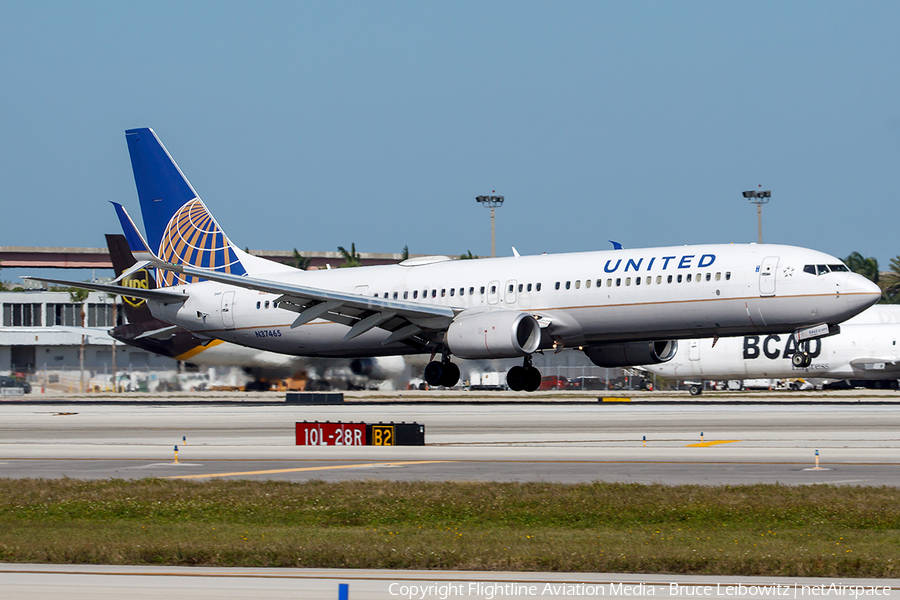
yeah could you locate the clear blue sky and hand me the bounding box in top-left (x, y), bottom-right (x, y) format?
top-left (2, 1), bottom-right (899, 283)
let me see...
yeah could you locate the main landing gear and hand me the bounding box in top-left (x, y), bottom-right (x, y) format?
top-left (506, 355), bottom-right (542, 393)
top-left (424, 356), bottom-right (460, 388)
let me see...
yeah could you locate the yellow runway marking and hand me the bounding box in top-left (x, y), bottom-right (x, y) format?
top-left (686, 440), bottom-right (741, 447)
top-left (163, 460), bottom-right (454, 480)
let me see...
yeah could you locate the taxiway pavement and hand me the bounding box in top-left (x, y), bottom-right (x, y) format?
top-left (1, 393), bottom-right (898, 485)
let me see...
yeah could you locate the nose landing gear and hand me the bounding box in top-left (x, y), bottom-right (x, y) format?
top-left (507, 355), bottom-right (542, 392)
top-left (791, 340), bottom-right (813, 368)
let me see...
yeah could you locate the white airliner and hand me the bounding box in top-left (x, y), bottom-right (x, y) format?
top-left (643, 304), bottom-right (900, 392)
top-left (28, 128), bottom-right (882, 392)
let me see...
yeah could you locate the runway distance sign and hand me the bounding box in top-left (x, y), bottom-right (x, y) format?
top-left (296, 422), bottom-right (366, 446)
top-left (295, 421), bottom-right (425, 446)
top-left (370, 425), bottom-right (394, 446)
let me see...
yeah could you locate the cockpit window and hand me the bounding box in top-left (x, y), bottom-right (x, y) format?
top-left (805, 264), bottom-right (847, 275)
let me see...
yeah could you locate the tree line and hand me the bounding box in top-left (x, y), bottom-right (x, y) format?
top-left (843, 252), bottom-right (900, 303)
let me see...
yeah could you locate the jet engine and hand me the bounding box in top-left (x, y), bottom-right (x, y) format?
top-left (584, 340), bottom-right (678, 368)
top-left (349, 356), bottom-right (406, 381)
top-left (445, 309), bottom-right (542, 360)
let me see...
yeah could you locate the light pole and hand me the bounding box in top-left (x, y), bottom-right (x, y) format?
top-left (741, 189), bottom-right (771, 243)
top-left (476, 193), bottom-right (504, 258)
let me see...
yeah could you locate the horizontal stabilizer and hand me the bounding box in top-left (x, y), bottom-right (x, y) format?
top-left (21, 276), bottom-right (188, 304)
top-left (135, 325), bottom-right (180, 341)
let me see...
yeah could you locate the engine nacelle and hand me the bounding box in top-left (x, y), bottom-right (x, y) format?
top-left (349, 356), bottom-right (406, 381)
top-left (445, 309), bottom-right (542, 359)
top-left (584, 340), bottom-right (678, 368)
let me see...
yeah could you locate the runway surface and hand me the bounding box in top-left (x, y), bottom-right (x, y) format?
top-left (1, 395), bottom-right (899, 485)
top-left (2, 394), bottom-right (900, 598)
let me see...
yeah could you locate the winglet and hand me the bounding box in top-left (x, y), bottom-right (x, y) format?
top-left (111, 201), bottom-right (187, 282)
top-left (609, 240), bottom-right (624, 250)
top-left (111, 202), bottom-right (153, 259)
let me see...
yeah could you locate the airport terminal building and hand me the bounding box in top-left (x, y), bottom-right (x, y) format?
top-left (0, 290), bottom-right (178, 391)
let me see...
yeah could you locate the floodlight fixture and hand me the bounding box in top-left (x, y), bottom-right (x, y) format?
top-left (476, 193), bottom-right (505, 257)
top-left (741, 188), bottom-right (771, 243)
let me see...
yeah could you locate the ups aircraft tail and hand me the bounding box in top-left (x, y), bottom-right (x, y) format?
top-left (123, 128), bottom-right (289, 286)
top-left (105, 233), bottom-right (214, 361)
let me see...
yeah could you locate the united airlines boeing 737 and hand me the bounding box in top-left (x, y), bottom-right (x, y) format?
top-left (28, 128), bottom-right (882, 392)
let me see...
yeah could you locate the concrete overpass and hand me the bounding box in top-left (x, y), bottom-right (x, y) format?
top-left (0, 247), bottom-right (411, 270)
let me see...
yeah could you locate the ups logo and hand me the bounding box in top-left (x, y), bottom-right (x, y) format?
top-left (121, 270), bottom-right (150, 307)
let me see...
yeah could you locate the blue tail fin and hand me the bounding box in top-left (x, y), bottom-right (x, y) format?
top-left (124, 128), bottom-right (249, 286)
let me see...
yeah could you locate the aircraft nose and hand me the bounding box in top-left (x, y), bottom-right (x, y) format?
top-left (844, 273), bottom-right (882, 310)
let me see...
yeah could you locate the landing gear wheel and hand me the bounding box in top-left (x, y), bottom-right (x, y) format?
top-left (689, 384), bottom-right (702, 396)
top-left (507, 366), bottom-right (526, 391)
top-left (791, 352), bottom-right (812, 368)
top-left (440, 362), bottom-right (460, 387)
top-left (523, 367), bottom-right (542, 392)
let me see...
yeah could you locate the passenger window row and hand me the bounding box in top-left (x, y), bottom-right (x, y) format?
top-left (372, 282), bottom-right (544, 301)
top-left (363, 270), bottom-right (735, 303)
top-left (554, 272), bottom-right (731, 289)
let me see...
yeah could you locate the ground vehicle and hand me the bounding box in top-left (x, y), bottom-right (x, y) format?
top-left (569, 376), bottom-right (608, 390)
top-left (539, 375), bottom-right (569, 390)
top-left (468, 371), bottom-right (506, 391)
top-left (0, 376), bottom-right (31, 394)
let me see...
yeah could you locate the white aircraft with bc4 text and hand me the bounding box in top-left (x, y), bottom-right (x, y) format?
top-left (643, 304), bottom-right (900, 393)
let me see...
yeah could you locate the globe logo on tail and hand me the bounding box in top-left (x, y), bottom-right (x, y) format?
top-left (157, 199), bottom-right (247, 286)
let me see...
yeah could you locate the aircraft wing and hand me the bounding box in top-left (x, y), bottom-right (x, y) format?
top-left (175, 263), bottom-right (456, 345)
top-left (848, 357), bottom-right (900, 372)
top-left (21, 276), bottom-right (189, 304)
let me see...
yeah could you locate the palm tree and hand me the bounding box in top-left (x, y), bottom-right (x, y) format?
top-left (842, 252), bottom-right (879, 284)
top-left (880, 256), bottom-right (900, 304)
top-left (459, 250), bottom-right (479, 260)
top-left (401, 245), bottom-right (409, 261)
top-left (337, 243), bottom-right (361, 268)
top-left (291, 248), bottom-right (311, 270)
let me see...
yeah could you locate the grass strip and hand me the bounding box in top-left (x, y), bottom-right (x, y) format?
top-left (0, 478), bottom-right (897, 576)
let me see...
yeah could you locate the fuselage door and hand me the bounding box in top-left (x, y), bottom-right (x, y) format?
top-left (221, 291), bottom-right (235, 329)
top-left (759, 256), bottom-right (779, 297)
